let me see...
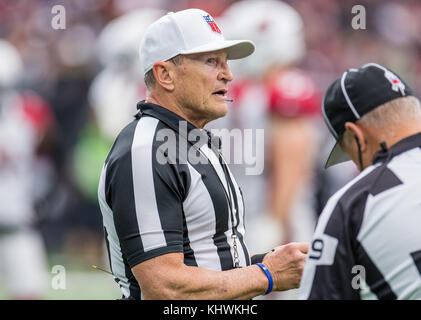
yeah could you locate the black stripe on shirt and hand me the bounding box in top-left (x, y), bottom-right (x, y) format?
top-left (342, 165), bottom-right (401, 299)
top-left (190, 157), bottom-right (234, 270)
top-left (182, 207), bottom-right (198, 267)
top-left (151, 121), bottom-right (190, 250)
top-left (356, 241), bottom-right (397, 299)
top-left (410, 250), bottom-right (421, 275)
top-left (105, 121), bottom-right (146, 266)
top-left (103, 227), bottom-right (112, 273)
top-left (124, 255), bottom-right (141, 299)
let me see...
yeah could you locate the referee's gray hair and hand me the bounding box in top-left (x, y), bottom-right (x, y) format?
top-left (144, 68), bottom-right (156, 90)
top-left (341, 96), bottom-right (421, 147)
top-left (359, 96), bottom-right (421, 128)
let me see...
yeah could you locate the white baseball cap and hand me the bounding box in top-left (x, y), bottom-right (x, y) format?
top-left (139, 8), bottom-right (255, 75)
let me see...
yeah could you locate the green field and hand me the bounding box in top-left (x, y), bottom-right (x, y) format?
top-left (0, 269), bottom-right (121, 300)
top-left (0, 251), bottom-right (122, 300)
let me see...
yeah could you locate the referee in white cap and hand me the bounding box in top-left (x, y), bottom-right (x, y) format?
top-left (299, 63), bottom-right (421, 299)
top-left (98, 8), bottom-right (308, 300)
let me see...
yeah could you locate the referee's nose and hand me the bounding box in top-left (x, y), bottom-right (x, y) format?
top-left (218, 60), bottom-right (234, 83)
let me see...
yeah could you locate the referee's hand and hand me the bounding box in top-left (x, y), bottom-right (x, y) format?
top-left (262, 242), bottom-right (309, 291)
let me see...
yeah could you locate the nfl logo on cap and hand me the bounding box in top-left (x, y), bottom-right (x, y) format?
top-left (203, 14), bottom-right (221, 33)
top-left (384, 70), bottom-right (406, 96)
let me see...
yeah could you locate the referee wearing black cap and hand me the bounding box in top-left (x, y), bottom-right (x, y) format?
top-left (299, 63), bottom-right (421, 299)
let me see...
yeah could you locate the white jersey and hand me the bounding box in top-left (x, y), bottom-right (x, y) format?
top-left (0, 92), bottom-right (37, 227)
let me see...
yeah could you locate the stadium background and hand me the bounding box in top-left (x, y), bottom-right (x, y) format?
top-left (0, 0), bottom-right (420, 299)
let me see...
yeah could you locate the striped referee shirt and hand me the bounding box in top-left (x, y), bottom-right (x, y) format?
top-left (98, 101), bottom-right (250, 299)
top-left (299, 132), bottom-right (421, 299)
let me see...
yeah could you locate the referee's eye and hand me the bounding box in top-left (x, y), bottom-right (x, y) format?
top-left (206, 58), bottom-right (217, 65)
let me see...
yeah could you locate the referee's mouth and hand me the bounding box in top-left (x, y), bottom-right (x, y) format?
top-left (212, 89), bottom-right (228, 99)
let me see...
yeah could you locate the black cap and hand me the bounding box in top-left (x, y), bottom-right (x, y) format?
top-left (322, 63), bottom-right (414, 168)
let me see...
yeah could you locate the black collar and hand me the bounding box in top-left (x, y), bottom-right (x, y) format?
top-left (372, 132), bottom-right (421, 164)
top-left (136, 100), bottom-right (222, 151)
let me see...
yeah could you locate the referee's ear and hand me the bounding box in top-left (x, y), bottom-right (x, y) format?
top-left (152, 61), bottom-right (175, 92)
top-left (344, 122), bottom-right (367, 152)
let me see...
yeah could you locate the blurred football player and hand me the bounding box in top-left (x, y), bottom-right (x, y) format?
top-left (217, 0), bottom-right (319, 252)
top-left (0, 39), bottom-right (52, 299)
top-left (89, 8), bottom-right (165, 142)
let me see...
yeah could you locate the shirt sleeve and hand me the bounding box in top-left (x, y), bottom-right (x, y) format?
top-left (299, 201), bottom-right (361, 299)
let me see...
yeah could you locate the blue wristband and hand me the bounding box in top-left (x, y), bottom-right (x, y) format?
top-left (256, 263), bottom-right (273, 295)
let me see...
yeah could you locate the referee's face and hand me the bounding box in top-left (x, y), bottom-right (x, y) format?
top-left (173, 49), bottom-right (233, 128)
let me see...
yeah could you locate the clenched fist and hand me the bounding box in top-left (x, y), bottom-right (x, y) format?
top-left (262, 242), bottom-right (309, 291)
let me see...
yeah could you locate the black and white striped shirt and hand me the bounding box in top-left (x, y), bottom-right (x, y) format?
top-left (98, 101), bottom-right (250, 299)
top-left (299, 132), bottom-right (421, 299)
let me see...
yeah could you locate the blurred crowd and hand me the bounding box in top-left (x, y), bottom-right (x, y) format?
top-left (0, 0), bottom-right (420, 299)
